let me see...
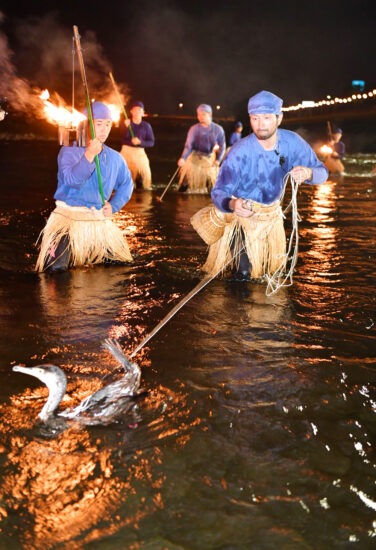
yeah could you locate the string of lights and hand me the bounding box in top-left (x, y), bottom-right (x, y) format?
top-left (282, 89), bottom-right (376, 112)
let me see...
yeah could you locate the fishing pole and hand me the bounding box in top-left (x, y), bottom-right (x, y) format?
top-left (108, 72), bottom-right (135, 140)
top-left (327, 120), bottom-right (333, 142)
top-left (157, 167), bottom-right (180, 201)
top-left (129, 245), bottom-right (245, 359)
top-left (73, 25), bottom-right (105, 206)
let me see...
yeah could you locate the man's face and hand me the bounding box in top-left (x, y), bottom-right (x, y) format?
top-left (131, 106), bottom-right (144, 121)
top-left (94, 119), bottom-right (112, 143)
top-left (333, 132), bottom-right (342, 143)
top-left (249, 114), bottom-right (282, 141)
top-left (197, 110), bottom-right (211, 125)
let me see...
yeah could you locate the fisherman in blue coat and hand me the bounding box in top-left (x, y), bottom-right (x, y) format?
top-left (177, 104), bottom-right (226, 193)
top-left (36, 102), bottom-right (134, 272)
top-left (120, 100), bottom-right (155, 189)
top-left (229, 121), bottom-right (243, 146)
top-left (193, 91), bottom-right (328, 285)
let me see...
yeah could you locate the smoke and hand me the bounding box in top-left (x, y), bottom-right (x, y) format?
top-left (0, 12), bottom-right (129, 119)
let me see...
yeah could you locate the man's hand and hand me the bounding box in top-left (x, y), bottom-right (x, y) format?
top-left (131, 137), bottom-right (141, 146)
top-left (229, 198), bottom-right (255, 218)
top-left (178, 158), bottom-right (185, 167)
top-left (124, 119), bottom-right (131, 128)
top-left (290, 166), bottom-right (312, 183)
top-left (102, 201), bottom-right (113, 217)
top-left (84, 138), bottom-right (102, 163)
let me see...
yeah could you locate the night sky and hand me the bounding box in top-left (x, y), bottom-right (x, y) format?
top-left (0, 0), bottom-right (375, 116)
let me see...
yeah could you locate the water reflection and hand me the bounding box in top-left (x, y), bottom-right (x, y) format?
top-left (0, 375), bottom-right (196, 548)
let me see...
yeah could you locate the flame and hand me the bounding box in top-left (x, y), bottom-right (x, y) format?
top-left (39, 89), bottom-right (86, 128)
top-left (320, 145), bottom-right (333, 155)
top-left (107, 103), bottom-right (121, 123)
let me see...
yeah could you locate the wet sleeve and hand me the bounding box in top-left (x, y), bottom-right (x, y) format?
top-left (211, 155), bottom-right (240, 212)
top-left (140, 122), bottom-right (155, 148)
top-left (181, 126), bottom-right (196, 159)
top-left (293, 136), bottom-right (329, 185)
top-left (109, 155), bottom-right (134, 213)
top-left (216, 126), bottom-right (226, 163)
top-left (57, 147), bottom-right (96, 188)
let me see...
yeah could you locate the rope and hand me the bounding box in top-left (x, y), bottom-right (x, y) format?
top-left (264, 168), bottom-right (309, 296)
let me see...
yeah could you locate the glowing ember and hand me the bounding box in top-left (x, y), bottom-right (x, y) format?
top-left (40, 89), bottom-right (50, 101)
top-left (39, 89), bottom-right (86, 128)
top-left (320, 145), bottom-right (333, 155)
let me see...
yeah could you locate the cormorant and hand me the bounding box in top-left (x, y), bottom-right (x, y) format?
top-left (13, 339), bottom-right (142, 425)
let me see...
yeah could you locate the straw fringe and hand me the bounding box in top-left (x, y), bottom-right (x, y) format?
top-left (179, 151), bottom-right (219, 193)
top-left (35, 202), bottom-right (133, 272)
top-left (120, 145), bottom-right (152, 189)
top-left (202, 206), bottom-right (286, 279)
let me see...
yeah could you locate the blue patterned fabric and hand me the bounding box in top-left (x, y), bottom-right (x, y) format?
top-left (121, 120), bottom-right (155, 148)
top-left (211, 129), bottom-right (328, 212)
top-left (229, 131), bottom-right (242, 146)
top-left (197, 104), bottom-right (212, 114)
top-left (83, 101), bottom-right (112, 120)
top-left (54, 144), bottom-right (134, 213)
top-left (247, 91), bottom-right (283, 115)
top-left (181, 122), bottom-right (226, 162)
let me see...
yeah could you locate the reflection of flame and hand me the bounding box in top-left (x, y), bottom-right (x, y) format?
top-left (39, 89), bottom-right (86, 128)
top-left (320, 144), bottom-right (333, 155)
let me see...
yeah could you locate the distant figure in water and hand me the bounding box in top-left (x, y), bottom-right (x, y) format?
top-left (191, 90), bottom-right (328, 284)
top-left (177, 104), bottom-right (226, 193)
top-left (229, 121), bottom-right (243, 146)
top-left (35, 102), bottom-right (134, 272)
top-left (13, 339), bottom-right (142, 425)
top-left (325, 127), bottom-right (345, 174)
top-left (120, 100), bottom-right (155, 189)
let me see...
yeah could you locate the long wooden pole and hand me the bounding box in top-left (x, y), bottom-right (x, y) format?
top-left (129, 246), bottom-right (245, 358)
top-left (73, 25), bottom-right (105, 206)
top-left (109, 72), bottom-right (135, 139)
top-left (327, 120), bottom-right (333, 142)
top-left (157, 167), bottom-right (180, 201)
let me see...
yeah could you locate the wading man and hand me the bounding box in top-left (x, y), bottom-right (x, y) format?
top-left (36, 102), bottom-right (134, 272)
top-left (193, 91), bottom-right (328, 284)
top-left (177, 104), bottom-right (225, 193)
top-left (120, 100), bottom-right (155, 189)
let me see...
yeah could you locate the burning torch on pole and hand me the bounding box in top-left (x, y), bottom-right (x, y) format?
top-left (108, 72), bottom-right (135, 140)
top-left (72, 25), bottom-right (105, 206)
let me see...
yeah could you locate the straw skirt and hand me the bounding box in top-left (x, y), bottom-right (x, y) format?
top-left (120, 145), bottom-right (152, 189)
top-left (192, 202), bottom-right (286, 278)
top-left (178, 151), bottom-right (219, 194)
top-left (35, 201), bottom-right (133, 272)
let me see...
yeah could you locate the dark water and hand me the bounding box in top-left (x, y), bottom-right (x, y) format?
top-left (0, 126), bottom-right (375, 549)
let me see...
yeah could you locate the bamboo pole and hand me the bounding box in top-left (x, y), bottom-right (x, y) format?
top-left (109, 72), bottom-right (135, 139)
top-left (73, 25), bottom-right (105, 206)
top-left (157, 167), bottom-right (180, 201)
top-left (129, 246), bottom-right (245, 358)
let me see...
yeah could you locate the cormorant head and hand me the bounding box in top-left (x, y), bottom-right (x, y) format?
top-left (13, 364), bottom-right (66, 385)
top-left (13, 364), bottom-right (67, 420)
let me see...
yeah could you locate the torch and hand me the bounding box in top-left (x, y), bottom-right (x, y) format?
top-left (109, 72), bottom-right (135, 140)
top-left (73, 25), bottom-right (105, 206)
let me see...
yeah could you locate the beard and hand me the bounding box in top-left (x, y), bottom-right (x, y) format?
top-left (252, 127), bottom-right (277, 140)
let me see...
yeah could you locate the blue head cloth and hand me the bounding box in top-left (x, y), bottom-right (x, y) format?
top-left (197, 103), bottom-right (212, 114)
top-left (235, 121), bottom-right (243, 128)
top-left (83, 101), bottom-right (112, 120)
top-left (247, 91), bottom-right (283, 115)
top-left (130, 100), bottom-right (145, 110)
top-left (334, 127), bottom-right (342, 134)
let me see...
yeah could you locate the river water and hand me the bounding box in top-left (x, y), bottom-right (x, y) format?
top-left (0, 122), bottom-right (375, 549)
